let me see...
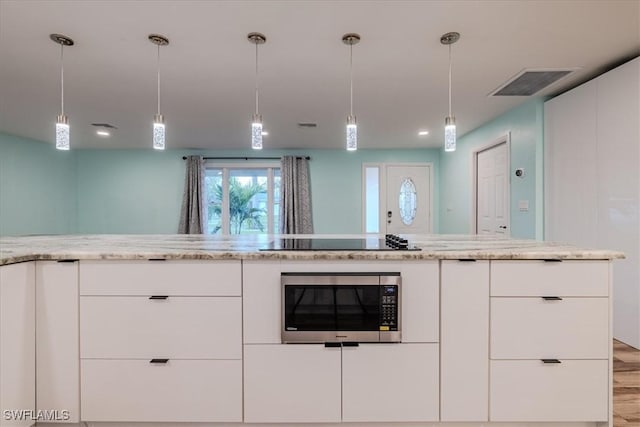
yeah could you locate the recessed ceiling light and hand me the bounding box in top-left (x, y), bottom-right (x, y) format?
top-left (261, 131), bottom-right (269, 136)
top-left (96, 130), bottom-right (110, 137)
top-left (418, 130), bottom-right (429, 136)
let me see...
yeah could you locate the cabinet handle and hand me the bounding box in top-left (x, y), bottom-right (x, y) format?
top-left (458, 259), bottom-right (476, 262)
top-left (56, 259), bottom-right (78, 263)
top-left (324, 342), bottom-right (342, 348)
top-left (148, 258), bottom-right (166, 261)
top-left (149, 295), bottom-right (169, 300)
top-left (342, 342), bottom-right (360, 347)
top-left (541, 296), bottom-right (563, 301)
top-left (149, 359), bottom-right (169, 364)
top-left (541, 359), bottom-right (561, 364)
top-left (543, 259), bottom-right (562, 262)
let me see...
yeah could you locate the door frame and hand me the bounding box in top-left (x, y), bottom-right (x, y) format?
top-left (470, 133), bottom-right (511, 235)
top-left (362, 162), bottom-right (434, 234)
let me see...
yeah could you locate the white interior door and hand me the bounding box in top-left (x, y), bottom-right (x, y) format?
top-left (476, 142), bottom-right (509, 235)
top-left (385, 165), bottom-right (431, 234)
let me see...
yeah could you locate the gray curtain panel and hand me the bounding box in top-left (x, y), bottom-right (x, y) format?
top-left (280, 156), bottom-right (313, 234)
top-left (178, 155), bottom-right (205, 234)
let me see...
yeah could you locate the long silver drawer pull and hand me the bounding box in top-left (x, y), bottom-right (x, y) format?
top-left (149, 295), bottom-right (169, 300)
top-left (541, 296), bottom-right (563, 301)
top-left (149, 358), bottom-right (169, 364)
top-left (541, 359), bottom-right (562, 364)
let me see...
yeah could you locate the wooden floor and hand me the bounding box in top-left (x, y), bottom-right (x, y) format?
top-left (614, 339), bottom-right (640, 426)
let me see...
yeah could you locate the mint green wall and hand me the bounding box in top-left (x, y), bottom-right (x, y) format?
top-left (0, 132), bottom-right (77, 236)
top-left (76, 148), bottom-right (440, 234)
top-left (439, 99), bottom-right (544, 239)
top-left (0, 132), bottom-right (439, 235)
top-left (75, 150), bottom-right (185, 234)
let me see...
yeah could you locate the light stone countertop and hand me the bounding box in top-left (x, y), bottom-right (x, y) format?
top-left (0, 234), bottom-right (624, 266)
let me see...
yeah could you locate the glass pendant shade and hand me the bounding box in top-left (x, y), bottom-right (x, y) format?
top-left (153, 114), bottom-right (165, 150)
top-left (56, 114), bottom-right (70, 150)
top-left (444, 115), bottom-right (456, 152)
top-left (252, 113), bottom-right (263, 150)
top-left (346, 114), bottom-right (357, 151)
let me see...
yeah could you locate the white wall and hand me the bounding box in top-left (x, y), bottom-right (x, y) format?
top-left (545, 57), bottom-right (640, 349)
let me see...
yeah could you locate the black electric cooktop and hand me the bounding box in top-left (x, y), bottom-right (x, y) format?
top-left (260, 235), bottom-right (421, 251)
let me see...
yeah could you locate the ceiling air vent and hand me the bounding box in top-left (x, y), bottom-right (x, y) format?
top-left (489, 68), bottom-right (577, 96)
top-left (297, 122), bottom-right (318, 128)
top-left (91, 123), bottom-right (118, 129)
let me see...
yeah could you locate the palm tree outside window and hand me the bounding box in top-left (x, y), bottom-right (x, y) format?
top-left (205, 164), bottom-right (280, 234)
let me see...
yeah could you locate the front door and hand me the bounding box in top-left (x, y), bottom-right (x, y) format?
top-left (476, 142), bottom-right (509, 235)
top-left (385, 165), bottom-right (431, 234)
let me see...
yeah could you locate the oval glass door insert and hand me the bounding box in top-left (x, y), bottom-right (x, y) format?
top-left (399, 178), bottom-right (417, 225)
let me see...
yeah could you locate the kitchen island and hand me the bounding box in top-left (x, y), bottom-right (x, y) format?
top-left (0, 235), bottom-right (623, 427)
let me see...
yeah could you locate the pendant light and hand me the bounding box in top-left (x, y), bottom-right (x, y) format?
top-left (248, 32), bottom-right (266, 150)
top-left (149, 34), bottom-right (169, 150)
top-left (342, 33), bottom-right (360, 151)
top-left (50, 34), bottom-right (74, 150)
top-left (441, 32), bottom-right (460, 152)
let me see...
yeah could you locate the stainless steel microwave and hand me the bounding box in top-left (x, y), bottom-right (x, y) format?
top-left (281, 272), bottom-right (401, 343)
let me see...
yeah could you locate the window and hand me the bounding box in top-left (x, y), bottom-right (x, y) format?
top-left (363, 165), bottom-right (380, 233)
top-left (205, 163), bottom-right (280, 234)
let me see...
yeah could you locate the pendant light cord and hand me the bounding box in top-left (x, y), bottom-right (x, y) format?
top-left (448, 44), bottom-right (452, 117)
top-left (60, 43), bottom-right (65, 115)
top-left (156, 44), bottom-right (161, 115)
top-left (349, 43), bottom-right (354, 116)
top-left (255, 41), bottom-right (259, 115)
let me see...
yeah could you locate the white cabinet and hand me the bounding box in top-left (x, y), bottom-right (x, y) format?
top-left (243, 260), bottom-right (439, 344)
top-left (342, 343), bottom-right (439, 422)
top-left (243, 344), bottom-right (342, 423)
top-left (79, 260), bottom-right (243, 422)
top-left (490, 359), bottom-right (608, 421)
top-left (440, 260), bottom-right (489, 421)
top-left (244, 343), bottom-right (438, 423)
top-left (80, 296), bottom-right (241, 359)
top-left (488, 260), bottom-right (610, 423)
top-left (35, 261), bottom-right (79, 423)
top-left (242, 259), bottom-right (440, 423)
top-left (0, 262), bottom-right (35, 427)
top-left (81, 359), bottom-right (242, 422)
top-left (491, 296), bottom-right (609, 359)
top-left (491, 260), bottom-right (609, 296)
top-left (545, 56), bottom-right (640, 349)
top-left (80, 260), bottom-right (241, 296)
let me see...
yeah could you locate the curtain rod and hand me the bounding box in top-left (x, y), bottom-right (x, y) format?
top-left (182, 156), bottom-right (310, 160)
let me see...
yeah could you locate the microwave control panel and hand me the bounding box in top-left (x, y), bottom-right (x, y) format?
top-left (380, 285), bottom-right (399, 330)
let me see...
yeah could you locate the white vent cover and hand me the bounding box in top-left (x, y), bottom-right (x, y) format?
top-left (489, 68), bottom-right (578, 96)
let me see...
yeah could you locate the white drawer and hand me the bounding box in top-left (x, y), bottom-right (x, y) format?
top-left (81, 359), bottom-right (242, 422)
top-left (342, 343), bottom-right (439, 422)
top-left (491, 297), bottom-right (608, 359)
top-left (490, 359), bottom-right (608, 422)
top-left (490, 260), bottom-right (609, 296)
top-left (80, 296), bottom-right (241, 359)
top-left (80, 260), bottom-right (241, 296)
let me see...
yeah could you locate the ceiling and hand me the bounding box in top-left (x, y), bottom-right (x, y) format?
top-left (0, 0), bottom-right (638, 150)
